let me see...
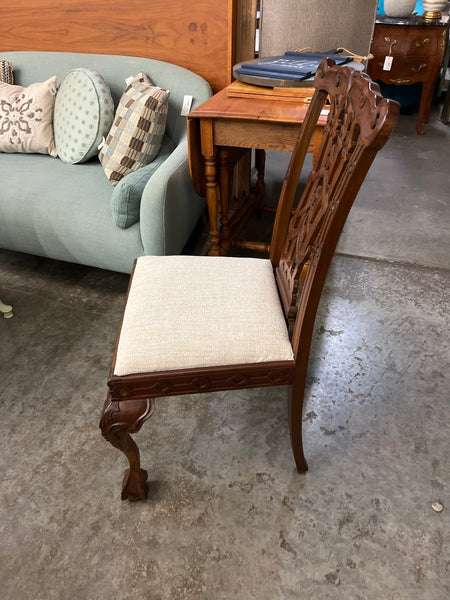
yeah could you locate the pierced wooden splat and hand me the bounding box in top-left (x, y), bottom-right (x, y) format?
top-left (272, 59), bottom-right (398, 340)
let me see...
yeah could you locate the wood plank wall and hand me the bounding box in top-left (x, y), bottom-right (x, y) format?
top-left (0, 0), bottom-right (246, 93)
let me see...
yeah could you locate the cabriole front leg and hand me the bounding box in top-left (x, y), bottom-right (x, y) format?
top-left (100, 395), bottom-right (155, 501)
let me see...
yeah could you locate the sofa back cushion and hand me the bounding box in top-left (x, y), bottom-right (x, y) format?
top-left (0, 77), bottom-right (58, 156)
top-left (53, 68), bottom-right (114, 164)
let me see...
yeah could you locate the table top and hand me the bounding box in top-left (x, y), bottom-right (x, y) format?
top-left (188, 87), bottom-right (328, 126)
top-left (375, 14), bottom-right (449, 27)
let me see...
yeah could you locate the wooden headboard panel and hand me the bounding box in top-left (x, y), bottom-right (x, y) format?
top-left (0, 0), bottom-right (236, 93)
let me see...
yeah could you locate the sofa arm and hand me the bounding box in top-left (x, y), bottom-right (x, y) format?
top-left (139, 135), bottom-right (205, 256)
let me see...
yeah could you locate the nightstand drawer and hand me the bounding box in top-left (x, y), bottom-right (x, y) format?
top-left (402, 31), bottom-right (440, 55)
top-left (371, 26), bottom-right (407, 54)
top-left (371, 26), bottom-right (440, 57)
top-left (370, 54), bottom-right (431, 82)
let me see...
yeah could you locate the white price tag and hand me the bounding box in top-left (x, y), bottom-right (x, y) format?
top-left (383, 56), bottom-right (393, 71)
top-left (97, 136), bottom-right (106, 151)
top-left (181, 95), bottom-right (193, 116)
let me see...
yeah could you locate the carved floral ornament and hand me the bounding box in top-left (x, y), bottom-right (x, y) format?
top-left (316, 60), bottom-right (392, 146)
top-left (286, 170), bottom-right (329, 267)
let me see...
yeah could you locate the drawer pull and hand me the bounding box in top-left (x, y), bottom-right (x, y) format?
top-left (383, 36), bottom-right (397, 46)
top-left (383, 36), bottom-right (398, 55)
top-left (415, 38), bottom-right (430, 48)
top-left (389, 78), bottom-right (411, 84)
top-left (411, 63), bottom-right (427, 73)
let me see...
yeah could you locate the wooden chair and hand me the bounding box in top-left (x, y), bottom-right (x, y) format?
top-left (100, 59), bottom-right (399, 501)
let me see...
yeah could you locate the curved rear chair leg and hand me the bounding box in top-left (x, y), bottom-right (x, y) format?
top-left (100, 395), bottom-right (155, 501)
top-left (288, 379), bottom-right (308, 473)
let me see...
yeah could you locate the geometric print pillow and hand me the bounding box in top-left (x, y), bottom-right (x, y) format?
top-left (99, 73), bottom-right (170, 185)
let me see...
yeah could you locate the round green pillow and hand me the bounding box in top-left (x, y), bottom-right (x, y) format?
top-left (53, 68), bottom-right (114, 164)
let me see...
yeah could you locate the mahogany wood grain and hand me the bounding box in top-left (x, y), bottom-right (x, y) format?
top-left (0, 0), bottom-right (236, 93)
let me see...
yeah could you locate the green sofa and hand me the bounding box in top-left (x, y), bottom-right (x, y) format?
top-left (0, 52), bottom-right (212, 273)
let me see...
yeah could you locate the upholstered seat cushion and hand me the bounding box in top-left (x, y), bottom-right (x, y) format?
top-left (113, 255), bottom-right (294, 376)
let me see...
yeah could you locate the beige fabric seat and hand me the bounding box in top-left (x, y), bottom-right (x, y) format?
top-left (114, 255), bottom-right (294, 376)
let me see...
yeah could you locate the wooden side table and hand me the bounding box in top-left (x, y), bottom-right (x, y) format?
top-left (187, 87), bottom-right (327, 255)
top-left (367, 15), bottom-right (449, 134)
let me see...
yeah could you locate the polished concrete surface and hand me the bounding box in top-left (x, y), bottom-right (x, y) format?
top-left (1, 108), bottom-right (449, 599)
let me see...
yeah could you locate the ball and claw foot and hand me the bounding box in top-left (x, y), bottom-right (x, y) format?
top-left (0, 300), bottom-right (14, 319)
top-left (100, 396), bottom-right (154, 501)
top-left (121, 468), bottom-right (148, 501)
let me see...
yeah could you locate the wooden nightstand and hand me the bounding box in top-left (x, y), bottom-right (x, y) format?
top-left (367, 15), bottom-right (449, 134)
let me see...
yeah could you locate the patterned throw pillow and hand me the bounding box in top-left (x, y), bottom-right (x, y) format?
top-left (99, 73), bottom-right (170, 184)
top-left (0, 77), bottom-right (58, 156)
top-left (53, 68), bottom-right (114, 164)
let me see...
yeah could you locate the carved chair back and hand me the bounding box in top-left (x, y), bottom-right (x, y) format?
top-left (270, 59), bottom-right (400, 359)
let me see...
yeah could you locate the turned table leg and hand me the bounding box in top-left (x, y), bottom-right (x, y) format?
top-left (218, 147), bottom-right (232, 252)
top-left (254, 149), bottom-right (266, 211)
top-left (199, 119), bottom-right (224, 256)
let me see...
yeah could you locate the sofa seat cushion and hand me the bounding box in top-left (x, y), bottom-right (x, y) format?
top-left (0, 77), bottom-right (58, 156)
top-left (53, 68), bottom-right (114, 164)
top-left (0, 152), bottom-right (144, 272)
top-left (99, 73), bottom-right (170, 184)
top-left (111, 134), bottom-right (175, 229)
top-left (113, 255), bottom-right (294, 376)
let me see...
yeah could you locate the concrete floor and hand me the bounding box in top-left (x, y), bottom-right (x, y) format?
top-left (0, 107), bottom-right (449, 599)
